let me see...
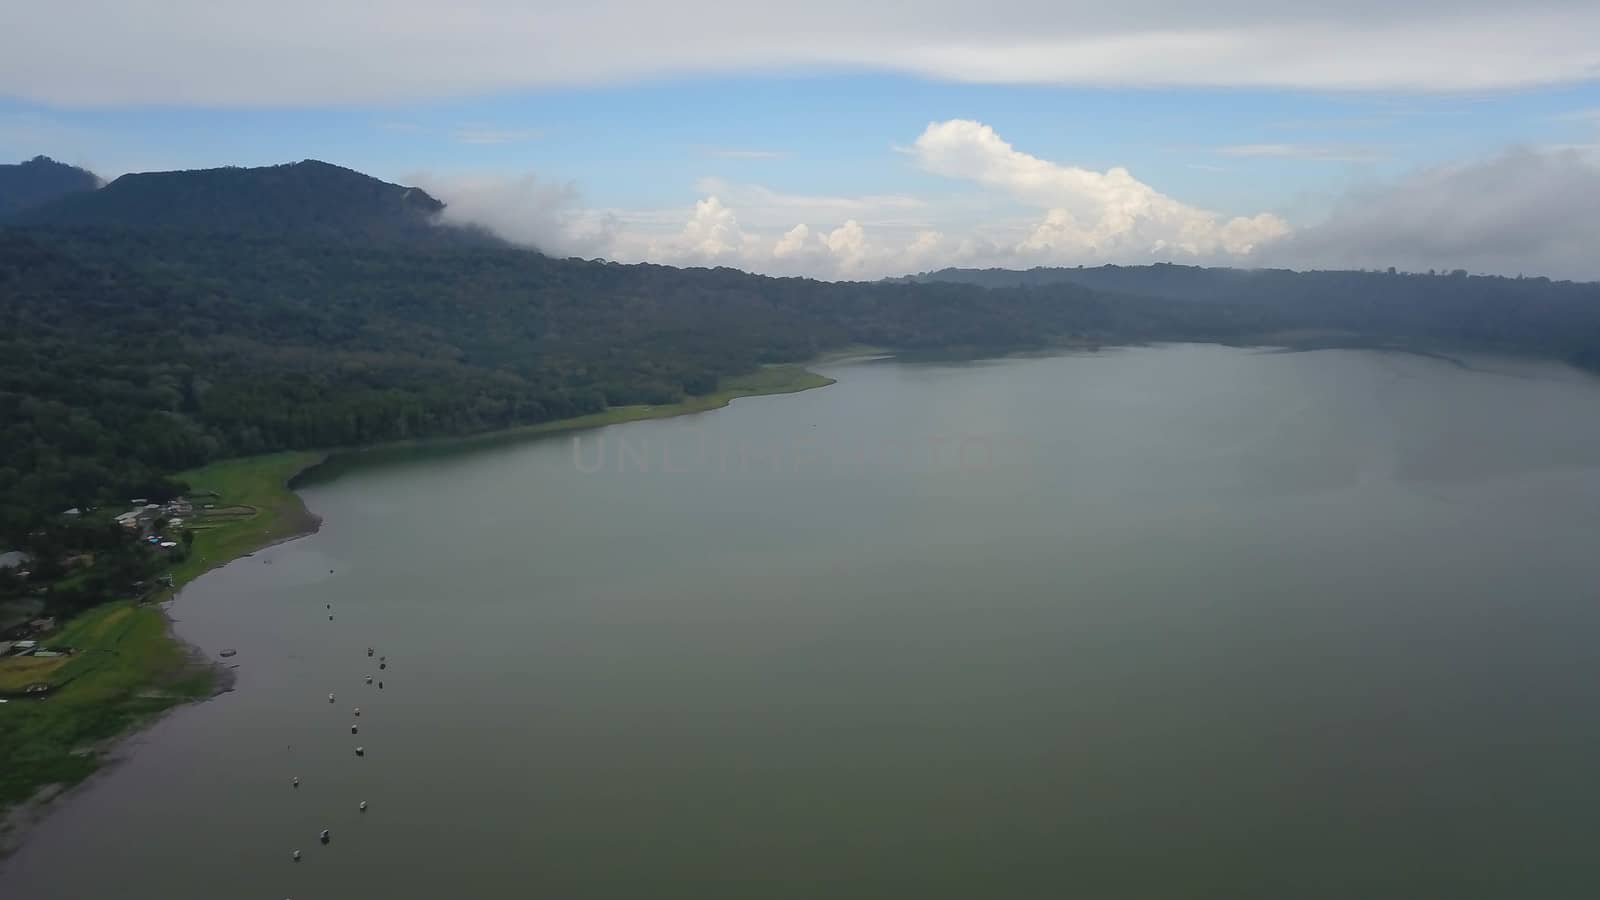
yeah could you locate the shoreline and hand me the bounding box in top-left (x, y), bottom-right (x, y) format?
top-left (0, 363), bottom-right (836, 855)
top-left (295, 363), bottom-right (837, 484)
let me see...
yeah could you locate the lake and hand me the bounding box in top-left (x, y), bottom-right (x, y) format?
top-left (7, 344), bottom-right (1600, 899)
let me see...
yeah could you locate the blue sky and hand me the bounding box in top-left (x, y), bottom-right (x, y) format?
top-left (8, 78), bottom-right (1599, 215)
top-left (4, 1), bottom-right (1600, 279)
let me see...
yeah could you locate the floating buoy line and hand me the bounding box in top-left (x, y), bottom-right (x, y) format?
top-left (287, 606), bottom-right (398, 877)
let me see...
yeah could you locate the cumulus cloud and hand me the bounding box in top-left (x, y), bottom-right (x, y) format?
top-left (647, 196), bottom-right (758, 265)
top-left (419, 121), bottom-right (1600, 282)
top-left (625, 196), bottom-right (940, 278)
top-left (1262, 147), bottom-right (1600, 280)
top-left (912, 119), bottom-right (1290, 259)
top-left (5, 1), bottom-right (1600, 105)
top-left (425, 120), bottom-right (1288, 279)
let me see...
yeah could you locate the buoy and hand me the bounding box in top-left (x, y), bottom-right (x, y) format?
top-left (292, 777), bottom-right (299, 787)
top-left (355, 746), bottom-right (365, 756)
top-left (319, 829), bottom-right (330, 844)
top-left (359, 800), bottom-right (368, 812)
top-left (292, 849), bottom-right (301, 861)
top-left (351, 724), bottom-right (358, 734)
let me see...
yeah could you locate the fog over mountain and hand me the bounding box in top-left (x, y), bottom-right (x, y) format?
top-left (416, 125), bottom-right (1600, 283)
top-left (1265, 147), bottom-right (1600, 282)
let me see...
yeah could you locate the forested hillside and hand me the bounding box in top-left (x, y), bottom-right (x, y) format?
top-left (0, 227), bottom-right (1234, 535)
top-left (6, 159), bottom-right (1600, 537)
top-left (916, 264), bottom-right (1600, 361)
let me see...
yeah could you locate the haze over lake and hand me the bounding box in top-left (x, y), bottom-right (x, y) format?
top-left (7, 345), bottom-right (1600, 899)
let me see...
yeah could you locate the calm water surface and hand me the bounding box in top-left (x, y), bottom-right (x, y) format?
top-left (7, 345), bottom-right (1600, 899)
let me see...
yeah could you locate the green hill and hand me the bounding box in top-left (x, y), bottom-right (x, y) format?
top-left (7, 158), bottom-right (1600, 536)
top-left (8, 159), bottom-right (447, 240)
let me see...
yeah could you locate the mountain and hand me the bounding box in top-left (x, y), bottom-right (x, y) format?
top-left (915, 263), bottom-right (1600, 355)
top-left (8, 158), bottom-right (1600, 533)
top-left (0, 226), bottom-right (1223, 534)
top-left (0, 156), bottom-right (100, 217)
top-left (7, 159), bottom-right (449, 240)
top-left (917, 262), bottom-right (1596, 295)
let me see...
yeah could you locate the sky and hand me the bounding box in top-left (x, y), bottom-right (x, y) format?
top-left (3, 0), bottom-right (1600, 280)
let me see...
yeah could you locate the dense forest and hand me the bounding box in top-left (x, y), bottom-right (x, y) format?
top-left (3, 158), bottom-right (1600, 538)
top-left (915, 264), bottom-right (1600, 363)
top-left (0, 226), bottom-right (1236, 536)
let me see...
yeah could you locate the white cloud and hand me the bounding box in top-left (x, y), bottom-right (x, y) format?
top-left (6, 2), bottom-right (1600, 105)
top-left (772, 224), bottom-right (812, 259)
top-left (652, 196), bottom-right (757, 263)
top-left (1216, 143), bottom-right (1384, 162)
top-left (821, 220), bottom-right (869, 275)
top-left (911, 119), bottom-right (1290, 258)
top-left (409, 172), bottom-right (617, 258)
top-left (427, 120), bottom-right (1287, 279)
top-left (1261, 147), bottom-right (1600, 280)
top-left (628, 198), bottom-right (895, 277)
top-left (420, 123), bottom-right (1600, 282)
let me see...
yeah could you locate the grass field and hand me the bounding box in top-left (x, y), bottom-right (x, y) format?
top-left (168, 451), bottom-right (326, 589)
top-left (0, 602), bottom-right (214, 823)
top-left (0, 452), bottom-right (324, 840)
